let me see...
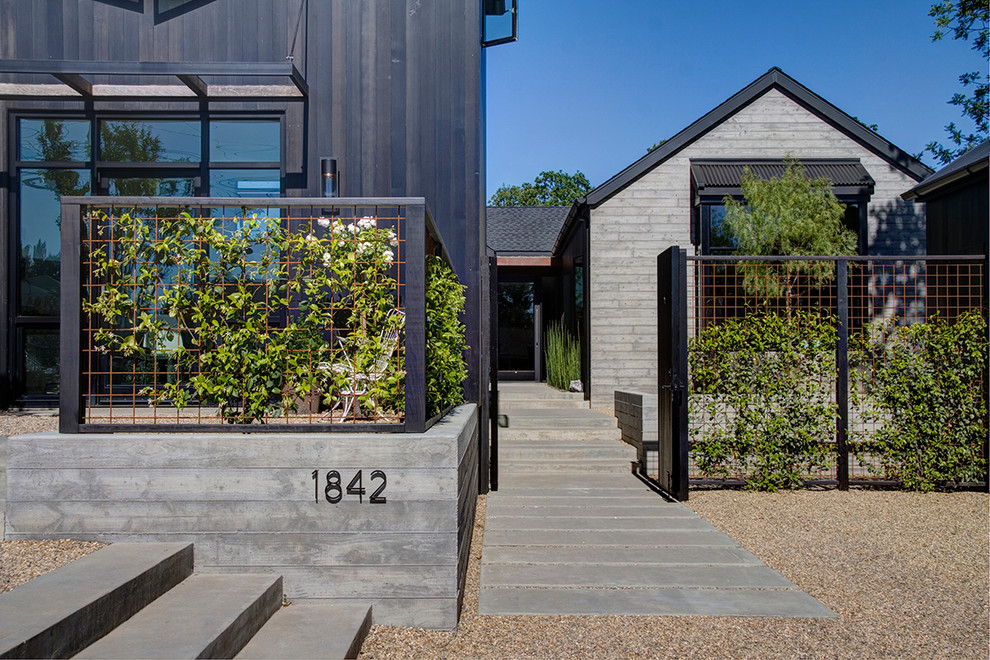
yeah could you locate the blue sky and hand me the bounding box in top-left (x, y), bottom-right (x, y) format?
top-left (484, 1), bottom-right (987, 197)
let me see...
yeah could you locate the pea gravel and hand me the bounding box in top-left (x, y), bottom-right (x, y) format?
top-left (359, 489), bottom-right (988, 659)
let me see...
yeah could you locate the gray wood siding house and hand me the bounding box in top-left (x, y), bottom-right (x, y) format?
top-left (562, 68), bottom-right (933, 409)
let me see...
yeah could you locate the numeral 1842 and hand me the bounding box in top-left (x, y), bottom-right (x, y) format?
top-left (312, 469), bottom-right (387, 504)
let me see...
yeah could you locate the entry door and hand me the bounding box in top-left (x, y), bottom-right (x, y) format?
top-left (497, 281), bottom-right (540, 381)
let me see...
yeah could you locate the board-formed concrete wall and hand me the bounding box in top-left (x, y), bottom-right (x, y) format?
top-left (588, 89), bottom-right (926, 409)
top-left (614, 391), bottom-right (658, 476)
top-left (5, 405), bottom-right (479, 630)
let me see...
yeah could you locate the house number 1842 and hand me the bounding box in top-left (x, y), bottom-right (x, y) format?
top-left (312, 469), bottom-right (387, 504)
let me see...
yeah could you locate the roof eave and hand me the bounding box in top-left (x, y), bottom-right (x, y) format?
top-left (583, 68), bottom-right (933, 209)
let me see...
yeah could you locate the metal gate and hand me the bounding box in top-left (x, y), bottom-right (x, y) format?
top-left (657, 247), bottom-right (689, 501)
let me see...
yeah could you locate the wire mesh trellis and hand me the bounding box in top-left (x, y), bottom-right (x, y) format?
top-left (61, 197), bottom-right (446, 432)
top-left (680, 254), bottom-right (987, 489)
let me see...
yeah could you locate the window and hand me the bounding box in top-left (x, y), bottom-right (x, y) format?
top-left (10, 114), bottom-right (282, 401)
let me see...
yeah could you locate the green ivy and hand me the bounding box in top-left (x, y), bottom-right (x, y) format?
top-left (689, 311), bottom-right (838, 491)
top-left (851, 311), bottom-right (988, 491)
top-left (424, 255), bottom-right (467, 418)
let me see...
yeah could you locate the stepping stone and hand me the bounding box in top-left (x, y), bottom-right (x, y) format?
top-left (236, 602), bottom-right (372, 660)
top-left (0, 542), bottom-right (193, 659)
top-left (75, 573), bottom-right (282, 659)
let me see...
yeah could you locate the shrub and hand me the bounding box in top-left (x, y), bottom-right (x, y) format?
top-left (851, 311), bottom-right (988, 490)
top-left (424, 255), bottom-right (468, 418)
top-left (689, 311), bottom-right (837, 490)
top-left (545, 317), bottom-right (580, 391)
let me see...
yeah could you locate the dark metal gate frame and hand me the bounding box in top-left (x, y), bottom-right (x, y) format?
top-left (656, 247), bottom-right (689, 501)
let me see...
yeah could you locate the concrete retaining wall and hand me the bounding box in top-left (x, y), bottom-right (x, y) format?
top-left (4, 404), bottom-right (479, 630)
top-left (614, 391), bottom-right (657, 475)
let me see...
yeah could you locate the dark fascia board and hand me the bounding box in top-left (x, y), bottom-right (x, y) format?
top-left (582, 67), bottom-right (932, 210)
top-left (902, 140), bottom-right (990, 201)
top-left (0, 60), bottom-right (308, 99)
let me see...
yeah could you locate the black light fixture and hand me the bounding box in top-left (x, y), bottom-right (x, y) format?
top-left (321, 157), bottom-right (338, 197)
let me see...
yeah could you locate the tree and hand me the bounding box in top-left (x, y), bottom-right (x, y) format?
top-left (647, 139), bottom-right (668, 153)
top-left (722, 158), bottom-right (857, 309)
top-left (926, 0), bottom-right (989, 165)
top-left (489, 170), bottom-right (591, 206)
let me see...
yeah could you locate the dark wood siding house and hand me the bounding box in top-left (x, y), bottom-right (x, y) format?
top-left (902, 139), bottom-right (989, 256)
top-left (0, 0), bottom-right (490, 411)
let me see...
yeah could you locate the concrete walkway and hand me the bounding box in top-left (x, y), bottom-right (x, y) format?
top-left (479, 383), bottom-right (833, 617)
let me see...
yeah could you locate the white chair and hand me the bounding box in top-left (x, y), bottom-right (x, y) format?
top-left (327, 309), bottom-right (405, 418)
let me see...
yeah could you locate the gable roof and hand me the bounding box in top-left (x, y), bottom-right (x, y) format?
top-left (902, 140), bottom-right (989, 201)
top-left (486, 206), bottom-right (571, 255)
top-left (581, 67), bottom-right (933, 209)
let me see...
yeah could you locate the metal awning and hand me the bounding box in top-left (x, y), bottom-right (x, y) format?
top-left (691, 159), bottom-right (875, 197)
top-left (0, 60), bottom-right (308, 100)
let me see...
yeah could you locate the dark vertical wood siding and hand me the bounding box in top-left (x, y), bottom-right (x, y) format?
top-left (0, 0), bottom-right (487, 403)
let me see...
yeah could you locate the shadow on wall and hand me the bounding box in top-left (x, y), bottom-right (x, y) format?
top-left (870, 198), bottom-right (925, 256)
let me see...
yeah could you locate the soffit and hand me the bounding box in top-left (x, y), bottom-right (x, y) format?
top-left (0, 60), bottom-right (308, 100)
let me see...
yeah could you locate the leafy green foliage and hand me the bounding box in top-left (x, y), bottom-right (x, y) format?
top-left (85, 211), bottom-right (404, 423)
top-left (722, 158), bottom-right (857, 306)
top-left (424, 255), bottom-right (468, 418)
top-left (545, 317), bottom-right (580, 391)
top-left (851, 311), bottom-right (988, 490)
top-left (488, 170), bottom-right (592, 206)
top-left (689, 311), bottom-right (838, 491)
top-left (926, 0), bottom-right (989, 165)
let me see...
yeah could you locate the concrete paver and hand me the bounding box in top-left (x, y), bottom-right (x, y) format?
top-left (479, 383), bottom-right (835, 618)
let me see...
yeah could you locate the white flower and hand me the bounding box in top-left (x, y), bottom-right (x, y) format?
top-left (358, 216), bottom-right (375, 230)
top-left (316, 217), bottom-right (331, 228)
top-left (322, 252), bottom-right (332, 266)
top-left (305, 233), bottom-right (317, 242)
top-left (383, 249), bottom-right (394, 263)
top-left (347, 223), bottom-right (359, 234)
top-left (332, 219), bottom-right (344, 234)
top-left (337, 239), bottom-right (346, 247)
top-left (358, 241), bottom-right (371, 253)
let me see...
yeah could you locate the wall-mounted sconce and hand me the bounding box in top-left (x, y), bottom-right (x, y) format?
top-left (321, 157), bottom-right (338, 197)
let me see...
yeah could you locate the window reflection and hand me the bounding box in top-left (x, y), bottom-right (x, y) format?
top-left (19, 168), bottom-right (91, 315)
top-left (19, 119), bottom-right (91, 162)
top-left (100, 120), bottom-right (200, 162)
top-left (24, 330), bottom-right (60, 395)
top-left (210, 121), bottom-right (280, 162)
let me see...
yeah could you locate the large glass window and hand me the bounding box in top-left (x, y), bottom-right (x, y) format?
top-left (210, 121), bottom-right (280, 163)
top-left (99, 120), bottom-right (200, 162)
top-left (19, 119), bottom-right (91, 161)
top-left (11, 113), bottom-right (281, 401)
top-left (18, 169), bottom-right (91, 316)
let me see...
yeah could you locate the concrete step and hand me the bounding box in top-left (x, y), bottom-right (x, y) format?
top-left (481, 563), bottom-right (797, 589)
top-left (498, 412), bottom-right (617, 430)
top-left (235, 602), bottom-right (372, 660)
top-left (498, 444), bottom-right (634, 461)
top-left (498, 384), bottom-right (585, 403)
top-left (0, 542), bottom-right (193, 659)
top-left (498, 459), bottom-right (633, 474)
top-left (76, 573), bottom-right (283, 659)
top-left (497, 428), bottom-right (622, 442)
top-left (500, 399), bottom-right (590, 411)
top-left (478, 586), bottom-right (836, 617)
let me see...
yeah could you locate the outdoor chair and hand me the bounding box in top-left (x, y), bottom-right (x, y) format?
top-left (325, 309), bottom-right (405, 419)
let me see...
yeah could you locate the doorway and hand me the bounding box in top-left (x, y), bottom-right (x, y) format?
top-left (497, 281), bottom-right (542, 381)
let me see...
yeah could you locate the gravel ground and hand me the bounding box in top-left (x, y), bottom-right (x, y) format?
top-left (359, 489), bottom-right (988, 660)
top-left (0, 410), bottom-right (59, 437)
